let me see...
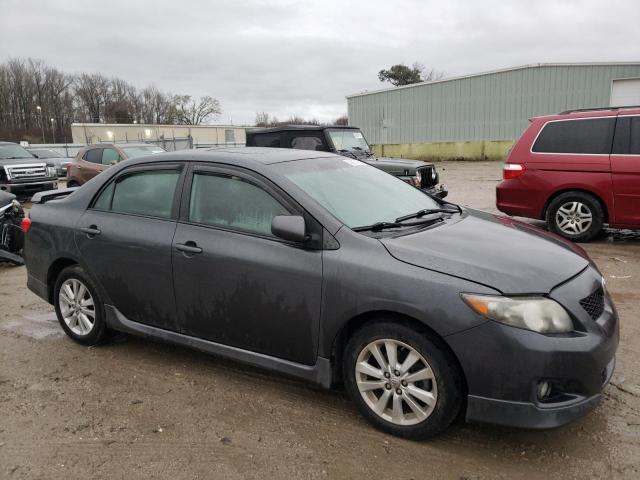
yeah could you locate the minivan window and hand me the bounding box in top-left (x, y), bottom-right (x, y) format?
top-left (612, 116), bottom-right (640, 155)
top-left (189, 173), bottom-right (288, 236)
top-left (84, 149), bottom-right (102, 163)
top-left (94, 170), bottom-right (179, 218)
top-left (532, 118), bottom-right (616, 154)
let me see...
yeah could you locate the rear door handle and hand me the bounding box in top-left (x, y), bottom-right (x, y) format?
top-left (80, 226), bottom-right (101, 236)
top-left (175, 242), bottom-right (203, 254)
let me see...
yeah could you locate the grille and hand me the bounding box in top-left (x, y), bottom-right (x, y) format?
top-left (579, 287), bottom-right (605, 320)
top-left (4, 164), bottom-right (47, 180)
top-left (419, 166), bottom-right (438, 188)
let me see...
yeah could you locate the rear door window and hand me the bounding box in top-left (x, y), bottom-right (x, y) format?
top-left (83, 148), bottom-right (102, 163)
top-left (532, 118), bottom-right (615, 154)
top-left (93, 169), bottom-right (180, 219)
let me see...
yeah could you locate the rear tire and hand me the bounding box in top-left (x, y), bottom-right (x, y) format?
top-left (546, 191), bottom-right (604, 242)
top-left (54, 265), bottom-right (110, 345)
top-left (343, 320), bottom-right (463, 440)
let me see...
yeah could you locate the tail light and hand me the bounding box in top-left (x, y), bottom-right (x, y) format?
top-left (503, 163), bottom-right (526, 179)
top-left (21, 216), bottom-right (32, 234)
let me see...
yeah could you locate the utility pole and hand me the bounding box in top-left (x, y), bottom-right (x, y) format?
top-left (50, 118), bottom-right (56, 144)
top-left (36, 106), bottom-right (45, 143)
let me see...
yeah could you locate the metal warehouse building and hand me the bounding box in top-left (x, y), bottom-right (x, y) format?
top-left (347, 62), bottom-right (640, 161)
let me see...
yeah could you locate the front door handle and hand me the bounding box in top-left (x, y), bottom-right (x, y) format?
top-left (175, 241), bottom-right (203, 254)
top-left (80, 225), bottom-right (101, 237)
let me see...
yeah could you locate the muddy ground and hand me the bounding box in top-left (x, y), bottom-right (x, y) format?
top-left (1, 161), bottom-right (639, 479)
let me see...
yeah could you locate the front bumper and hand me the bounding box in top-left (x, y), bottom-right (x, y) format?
top-left (447, 266), bottom-right (618, 429)
top-left (425, 184), bottom-right (448, 199)
top-left (466, 357), bottom-right (614, 429)
top-left (0, 180), bottom-right (57, 197)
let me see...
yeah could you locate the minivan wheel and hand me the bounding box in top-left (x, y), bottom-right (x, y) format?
top-left (343, 321), bottom-right (463, 439)
top-left (546, 191), bottom-right (604, 242)
top-left (54, 265), bottom-right (109, 345)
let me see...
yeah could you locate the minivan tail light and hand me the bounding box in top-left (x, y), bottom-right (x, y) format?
top-left (503, 163), bottom-right (526, 179)
top-left (21, 216), bottom-right (32, 234)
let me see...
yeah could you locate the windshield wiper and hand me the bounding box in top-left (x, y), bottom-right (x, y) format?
top-left (353, 217), bottom-right (444, 232)
top-left (395, 207), bottom-right (458, 223)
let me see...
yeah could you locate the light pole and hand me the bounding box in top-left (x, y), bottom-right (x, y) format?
top-left (36, 105), bottom-right (45, 143)
top-left (50, 118), bottom-right (56, 144)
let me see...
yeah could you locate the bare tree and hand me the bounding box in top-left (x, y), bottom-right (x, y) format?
top-left (0, 57), bottom-right (226, 142)
top-left (333, 115), bottom-right (349, 125)
top-left (173, 95), bottom-right (221, 125)
top-left (74, 73), bottom-right (111, 123)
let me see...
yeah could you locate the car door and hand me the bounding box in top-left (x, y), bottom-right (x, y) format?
top-left (76, 148), bottom-right (104, 184)
top-left (611, 114), bottom-right (640, 225)
top-left (75, 163), bottom-right (185, 331)
top-left (171, 164), bottom-right (323, 365)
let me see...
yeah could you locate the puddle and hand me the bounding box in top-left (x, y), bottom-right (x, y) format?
top-left (0, 310), bottom-right (62, 339)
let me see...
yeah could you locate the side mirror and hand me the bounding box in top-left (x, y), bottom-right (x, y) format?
top-left (271, 215), bottom-right (307, 243)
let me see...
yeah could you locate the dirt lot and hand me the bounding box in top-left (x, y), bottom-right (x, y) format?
top-left (1, 161), bottom-right (639, 479)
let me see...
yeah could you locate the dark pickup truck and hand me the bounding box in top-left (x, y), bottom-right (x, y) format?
top-left (246, 125), bottom-right (447, 197)
top-left (0, 142), bottom-right (58, 199)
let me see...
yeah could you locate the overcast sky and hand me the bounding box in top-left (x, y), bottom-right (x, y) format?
top-left (1, 0), bottom-right (639, 125)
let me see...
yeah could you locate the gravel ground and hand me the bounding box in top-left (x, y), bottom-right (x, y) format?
top-left (1, 161), bottom-right (639, 479)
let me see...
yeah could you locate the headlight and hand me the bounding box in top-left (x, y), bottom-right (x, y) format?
top-left (461, 293), bottom-right (573, 333)
top-left (415, 170), bottom-right (422, 184)
top-left (47, 166), bottom-right (57, 177)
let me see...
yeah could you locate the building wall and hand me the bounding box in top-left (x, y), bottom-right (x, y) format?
top-left (347, 63), bottom-right (640, 160)
top-left (71, 123), bottom-right (247, 146)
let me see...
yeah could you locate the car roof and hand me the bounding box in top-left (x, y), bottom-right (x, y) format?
top-left (532, 105), bottom-right (640, 122)
top-left (247, 125), bottom-right (359, 134)
top-left (86, 142), bottom-right (160, 148)
top-left (129, 146), bottom-right (336, 166)
top-left (0, 141), bottom-right (19, 145)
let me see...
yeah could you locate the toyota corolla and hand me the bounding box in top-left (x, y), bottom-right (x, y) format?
top-left (23, 148), bottom-right (618, 439)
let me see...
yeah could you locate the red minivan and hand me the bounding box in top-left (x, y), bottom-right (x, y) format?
top-left (497, 106), bottom-right (640, 242)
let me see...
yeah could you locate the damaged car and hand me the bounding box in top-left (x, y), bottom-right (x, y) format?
top-left (24, 147), bottom-right (617, 439)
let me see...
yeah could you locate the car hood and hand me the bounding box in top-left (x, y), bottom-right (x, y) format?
top-left (0, 158), bottom-right (45, 166)
top-left (369, 156), bottom-right (432, 171)
top-left (380, 209), bottom-right (590, 294)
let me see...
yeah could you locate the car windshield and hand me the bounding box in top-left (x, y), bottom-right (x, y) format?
top-left (29, 149), bottom-right (62, 158)
top-left (327, 129), bottom-right (371, 153)
top-left (276, 156), bottom-right (440, 229)
top-left (0, 144), bottom-right (35, 160)
top-left (122, 146), bottom-right (166, 158)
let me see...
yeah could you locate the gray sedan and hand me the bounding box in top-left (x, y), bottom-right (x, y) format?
top-left (23, 148), bottom-right (618, 439)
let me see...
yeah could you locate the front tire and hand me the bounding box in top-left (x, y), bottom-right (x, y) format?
top-left (546, 191), bottom-right (604, 242)
top-left (343, 320), bottom-right (463, 440)
top-left (54, 265), bottom-right (109, 345)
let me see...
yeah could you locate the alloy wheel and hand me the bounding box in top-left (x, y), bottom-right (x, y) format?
top-left (355, 339), bottom-right (438, 426)
top-left (555, 201), bottom-right (593, 235)
top-left (58, 278), bottom-right (96, 336)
